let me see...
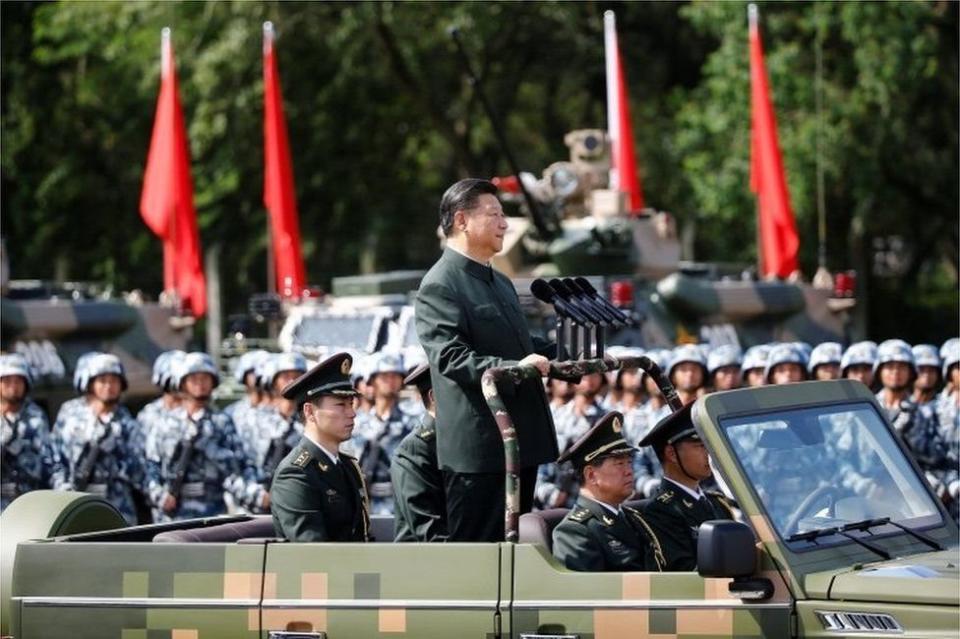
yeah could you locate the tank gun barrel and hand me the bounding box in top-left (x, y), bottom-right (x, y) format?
top-left (447, 27), bottom-right (557, 240)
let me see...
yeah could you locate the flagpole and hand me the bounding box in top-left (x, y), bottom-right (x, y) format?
top-left (263, 22), bottom-right (276, 297)
top-left (161, 27), bottom-right (178, 304)
top-left (748, 5), bottom-right (763, 277)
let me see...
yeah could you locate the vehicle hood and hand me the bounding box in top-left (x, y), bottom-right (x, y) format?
top-left (806, 550), bottom-right (960, 606)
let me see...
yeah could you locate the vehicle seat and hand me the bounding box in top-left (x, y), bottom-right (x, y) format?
top-left (518, 508), bottom-right (569, 552)
top-left (152, 516), bottom-right (276, 543)
top-left (369, 515), bottom-right (394, 542)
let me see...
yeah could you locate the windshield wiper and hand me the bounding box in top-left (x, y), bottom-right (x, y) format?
top-left (885, 520), bottom-right (944, 551)
top-left (788, 518), bottom-right (892, 560)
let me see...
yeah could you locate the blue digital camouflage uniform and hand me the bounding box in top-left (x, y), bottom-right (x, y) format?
top-left (876, 392), bottom-right (944, 477)
top-left (254, 405), bottom-right (305, 484)
top-left (350, 404), bottom-right (420, 515)
top-left (136, 397), bottom-right (172, 439)
top-left (51, 397), bottom-right (146, 525)
top-left (625, 400), bottom-right (670, 498)
top-left (145, 407), bottom-right (265, 521)
top-left (934, 389), bottom-right (959, 519)
top-left (1, 400), bottom-right (58, 510)
top-left (536, 399), bottom-right (603, 509)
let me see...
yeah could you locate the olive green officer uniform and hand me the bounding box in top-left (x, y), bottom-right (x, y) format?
top-left (639, 403), bottom-right (735, 571)
top-left (270, 352), bottom-right (371, 543)
top-left (551, 412), bottom-right (665, 572)
top-left (391, 414), bottom-right (447, 542)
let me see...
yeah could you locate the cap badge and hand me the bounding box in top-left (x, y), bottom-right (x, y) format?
top-left (341, 359), bottom-right (351, 375)
top-left (612, 416), bottom-right (622, 433)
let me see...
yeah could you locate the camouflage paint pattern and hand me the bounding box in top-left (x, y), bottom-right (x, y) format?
top-left (1, 296), bottom-right (191, 416)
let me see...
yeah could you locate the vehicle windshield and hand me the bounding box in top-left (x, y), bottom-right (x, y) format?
top-left (292, 315), bottom-right (378, 351)
top-left (720, 401), bottom-right (942, 542)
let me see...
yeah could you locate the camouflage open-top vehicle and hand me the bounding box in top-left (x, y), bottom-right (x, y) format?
top-left (2, 378), bottom-right (958, 638)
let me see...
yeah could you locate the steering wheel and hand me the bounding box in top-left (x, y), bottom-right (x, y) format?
top-left (783, 484), bottom-right (842, 537)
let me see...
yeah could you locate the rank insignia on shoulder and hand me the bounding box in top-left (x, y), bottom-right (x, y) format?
top-left (570, 508), bottom-right (592, 523)
top-left (417, 429), bottom-right (435, 441)
top-left (293, 450), bottom-right (310, 468)
top-left (657, 492), bottom-right (673, 503)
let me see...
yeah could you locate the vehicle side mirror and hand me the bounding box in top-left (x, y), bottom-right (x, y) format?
top-left (697, 520), bottom-right (756, 578)
top-left (697, 520), bottom-right (774, 601)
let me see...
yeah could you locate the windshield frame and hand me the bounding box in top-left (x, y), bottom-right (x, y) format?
top-left (702, 388), bottom-right (947, 555)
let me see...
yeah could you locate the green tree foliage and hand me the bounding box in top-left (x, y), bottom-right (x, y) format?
top-left (2, 1), bottom-right (956, 341)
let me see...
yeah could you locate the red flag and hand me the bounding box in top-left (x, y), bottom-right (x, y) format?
top-left (140, 28), bottom-right (207, 316)
top-left (749, 5), bottom-right (800, 279)
top-left (263, 22), bottom-right (306, 298)
top-left (604, 11), bottom-right (645, 214)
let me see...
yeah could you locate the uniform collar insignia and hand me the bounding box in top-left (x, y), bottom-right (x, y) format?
top-left (683, 499), bottom-right (694, 509)
top-left (601, 514), bottom-right (615, 526)
top-left (317, 460), bottom-right (329, 472)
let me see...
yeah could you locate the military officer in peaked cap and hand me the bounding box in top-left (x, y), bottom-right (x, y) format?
top-left (640, 403), bottom-right (735, 571)
top-left (270, 352), bottom-right (371, 543)
top-left (390, 362), bottom-right (447, 542)
top-left (552, 412), bottom-right (665, 572)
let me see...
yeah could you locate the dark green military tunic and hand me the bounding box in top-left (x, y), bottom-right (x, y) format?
top-left (642, 479), bottom-right (735, 571)
top-left (415, 248), bottom-right (558, 473)
top-left (552, 495), bottom-right (665, 572)
top-left (390, 414), bottom-right (447, 542)
top-left (271, 436), bottom-right (370, 542)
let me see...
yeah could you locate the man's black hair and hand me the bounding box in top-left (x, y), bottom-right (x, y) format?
top-left (438, 178), bottom-right (498, 237)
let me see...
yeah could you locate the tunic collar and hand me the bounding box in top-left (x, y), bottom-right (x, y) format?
top-left (303, 431), bottom-right (340, 465)
top-left (443, 247), bottom-right (494, 282)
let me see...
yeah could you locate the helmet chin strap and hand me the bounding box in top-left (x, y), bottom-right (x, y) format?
top-left (671, 441), bottom-right (701, 485)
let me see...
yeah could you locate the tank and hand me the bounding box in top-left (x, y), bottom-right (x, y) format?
top-left (0, 279), bottom-right (193, 416)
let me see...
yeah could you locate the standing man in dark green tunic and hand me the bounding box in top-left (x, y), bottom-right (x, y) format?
top-left (552, 411), bottom-right (664, 572)
top-left (640, 403), bottom-right (735, 571)
top-left (415, 178), bottom-right (558, 542)
top-left (271, 352), bottom-right (371, 543)
top-left (391, 363), bottom-right (447, 542)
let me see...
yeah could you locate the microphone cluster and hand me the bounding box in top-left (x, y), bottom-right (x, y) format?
top-left (529, 277), bottom-right (632, 360)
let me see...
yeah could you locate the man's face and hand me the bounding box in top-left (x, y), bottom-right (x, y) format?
top-left (272, 370), bottom-right (301, 395)
top-left (671, 439), bottom-right (712, 481)
top-left (814, 363), bottom-right (840, 381)
top-left (671, 362), bottom-right (704, 392)
top-left (771, 363), bottom-right (804, 385)
top-left (619, 369), bottom-right (642, 393)
top-left (951, 365), bottom-right (959, 388)
top-left (879, 362), bottom-right (911, 392)
top-left (183, 372), bottom-right (215, 401)
top-left (372, 372), bottom-right (403, 400)
top-left (459, 193), bottom-right (508, 258)
top-left (307, 395), bottom-right (357, 444)
top-left (915, 366), bottom-right (940, 391)
top-left (845, 364), bottom-right (873, 386)
top-left (712, 366), bottom-right (740, 391)
top-left (243, 371), bottom-right (258, 390)
top-left (745, 368), bottom-right (766, 387)
top-left (90, 374), bottom-right (122, 404)
top-left (549, 379), bottom-right (575, 403)
top-left (644, 375), bottom-right (661, 396)
top-left (0, 375), bottom-right (26, 405)
top-left (586, 454), bottom-right (635, 505)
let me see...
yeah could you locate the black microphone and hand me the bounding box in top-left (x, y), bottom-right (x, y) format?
top-left (530, 279), bottom-right (590, 325)
top-left (573, 277), bottom-right (631, 324)
top-left (561, 277), bottom-right (622, 326)
top-left (548, 279), bottom-right (605, 325)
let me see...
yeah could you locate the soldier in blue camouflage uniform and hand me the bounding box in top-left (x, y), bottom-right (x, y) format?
top-left (741, 344), bottom-right (771, 387)
top-left (707, 345), bottom-right (742, 392)
top-left (873, 340), bottom-right (942, 479)
top-left (254, 353), bottom-right (309, 505)
top-left (911, 344), bottom-right (942, 408)
top-left (224, 349), bottom-right (270, 425)
top-left (136, 350), bottom-right (184, 439)
top-left (50, 353), bottom-right (146, 525)
top-left (630, 350), bottom-right (672, 499)
top-left (536, 372), bottom-right (605, 509)
top-left (765, 343), bottom-right (807, 385)
top-left (808, 342), bottom-right (842, 381)
top-left (350, 352), bottom-right (420, 515)
top-left (842, 341), bottom-right (878, 389)
top-left (1, 354), bottom-right (58, 510)
top-left (145, 352), bottom-right (266, 521)
top-left (934, 339), bottom-right (959, 519)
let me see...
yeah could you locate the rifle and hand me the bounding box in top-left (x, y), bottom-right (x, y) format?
top-left (168, 426), bottom-right (202, 501)
top-left (73, 419), bottom-right (113, 491)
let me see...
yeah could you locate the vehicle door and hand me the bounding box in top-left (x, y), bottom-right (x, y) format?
top-left (261, 542), bottom-right (503, 638)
